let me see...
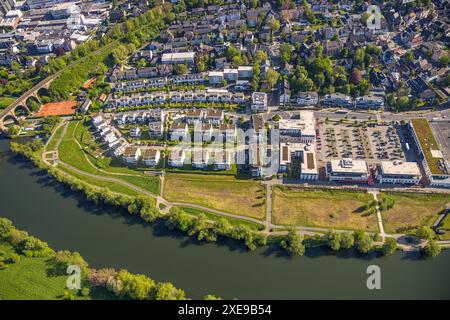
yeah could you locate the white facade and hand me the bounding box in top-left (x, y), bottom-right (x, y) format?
top-left (142, 149), bottom-right (160, 167)
top-left (251, 92), bottom-right (268, 113)
top-left (295, 92), bottom-right (319, 106)
top-left (123, 147), bottom-right (141, 165)
top-left (161, 52), bottom-right (195, 64)
top-left (376, 161), bottom-right (421, 185)
top-left (327, 159), bottom-right (369, 183)
top-left (168, 150), bottom-right (186, 167)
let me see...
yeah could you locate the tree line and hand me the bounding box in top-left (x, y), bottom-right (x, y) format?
top-left (0, 216), bottom-right (194, 300)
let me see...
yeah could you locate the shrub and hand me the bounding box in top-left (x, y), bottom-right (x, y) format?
top-left (7, 253), bottom-right (21, 264)
top-left (80, 287), bottom-right (91, 297)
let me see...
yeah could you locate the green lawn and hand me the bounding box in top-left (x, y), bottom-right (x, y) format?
top-left (379, 192), bottom-right (450, 233)
top-left (0, 243), bottom-right (74, 300)
top-left (46, 124), bottom-right (66, 151)
top-left (272, 187), bottom-right (378, 231)
top-left (164, 173), bottom-right (266, 220)
top-left (0, 96), bottom-right (15, 109)
top-left (57, 165), bottom-right (140, 197)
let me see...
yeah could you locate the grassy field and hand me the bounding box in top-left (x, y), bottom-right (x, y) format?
top-left (46, 124), bottom-right (66, 151)
top-left (58, 121), bottom-right (160, 194)
top-left (379, 192), bottom-right (450, 233)
top-left (178, 206), bottom-right (265, 230)
top-left (0, 243), bottom-right (74, 300)
top-left (0, 96), bottom-right (15, 109)
top-left (57, 165), bottom-right (140, 197)
top-left (439, 214), bottom-right (450, 240)
top-left (164, 173), bottom-right (266, 220)
top-left (272, 187), bottom-right (378, 231)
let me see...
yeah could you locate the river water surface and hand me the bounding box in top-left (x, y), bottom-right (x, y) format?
top-left (0, 137), bottom-right (449, 299)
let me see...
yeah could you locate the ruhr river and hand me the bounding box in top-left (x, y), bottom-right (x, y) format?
top-left (1, 137), bottom-right (449, 299)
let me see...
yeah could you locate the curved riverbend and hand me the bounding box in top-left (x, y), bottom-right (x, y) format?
top-left (1, 137), bottom-right (450, 299)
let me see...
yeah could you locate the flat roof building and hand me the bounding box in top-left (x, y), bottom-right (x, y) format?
top-left (327, 158), bottom-right (370, 184)
top-left (376, 161), bottom-right (421, 185)
top-left (251, 92), bottom-right (267, 113)
top-left (409, 118), bottom-right (450, 188)
top-left (161, 52), bottom-right (195, 64)
top-left (279, 142), bottom-right (318, 181)
top-left (278, 111), bottom-right (315, 143)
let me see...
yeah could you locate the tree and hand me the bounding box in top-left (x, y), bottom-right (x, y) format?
top-left (354, 230), bottom-right (373, 254)
top-left (204, 294), bottom-right (222, 300)
top-left (254, 50), bottom-right (268, 63)
top-left (51, 250), bottom-right (88, 275)
top-left (173, 64), bottom-right (189, 75)
top-left (0, 218), bottom-right (13, 239)
top-left (280, 43), bottom-right (293, 63)
top-left (118, 270), bottom-right (156, 300)
top-left (280, 228), bottom-right (305, 256)
top-left (372, 233), bottom-right (382, 242)
top-left (263, 68), bottom-right (279, 88)
top-left (396, 96), bottom-right (410, 111)
top-left (439, 55), bottom-right (449, 67)
top-left (326, 231), bottom-right (341, 251)
top-left (153, 282), bottom-right (186, 300)
top-left (423, 240), bottom-right (441, 258)
top-left (267, 18), bottom-right (280, 33)
top-left (340, 233), bottom-right (355, 249)
top-left (350, 68), bottom-right (362, 84)
top-left (111, 45), bottom-right (129, 69)
top-left (382, 238), bottom-right (397, 255)
top-left (353, 48), bottom-right (365, 68)
top-left (416, 226), bottom-right (435, 240)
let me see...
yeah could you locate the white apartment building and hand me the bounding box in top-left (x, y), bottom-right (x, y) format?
top-left (295, 92), bottom-right (319, 106)
top-left (142, 149), bottom-right (160, 167)
top-left (278, 111), bottom-right (316, 144)
top-left (168, 149), bottom-right (186, 168)
top-left (251, 92), bottom-right (268, 113)
top-left (123, 146), bottom-right (141, 165)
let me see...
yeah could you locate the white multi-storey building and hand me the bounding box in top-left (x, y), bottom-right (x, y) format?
top-left (376, 161), bottom-right (421, 185)
top-left (251, 92), bottom-right (268, 113)
top-left (327, 159), bottom-right (370, 183)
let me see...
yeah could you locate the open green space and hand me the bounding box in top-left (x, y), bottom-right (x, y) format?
top-left (439, 214), bottom-right (450, 240)
top-left (178, 206), bottom-right (265, 231)
top-left (379, 192), bottom-right (450, 233)
top-left (0, 243), bottom-right (87, 300)
top-left (0, 96), bottom-right (15, 109)
top-left (272, 187), bottom-right (378, 231)
top-left (57, 165), bottom-right (139, 197)
top-left (46, 124), bottom-right (66, 151)
top-left (164, 173), bottom-right (266, 220)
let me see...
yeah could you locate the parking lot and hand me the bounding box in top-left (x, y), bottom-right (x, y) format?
top-left (316, 120), bottom-right (406, 167)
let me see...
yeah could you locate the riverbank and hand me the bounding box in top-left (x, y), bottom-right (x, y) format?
top-left (10, 130), bottom-right (450, 258)
top-left (1, 137), bottom-right (450, 299)
top-left (0, 217), bottom-right (189, 300)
